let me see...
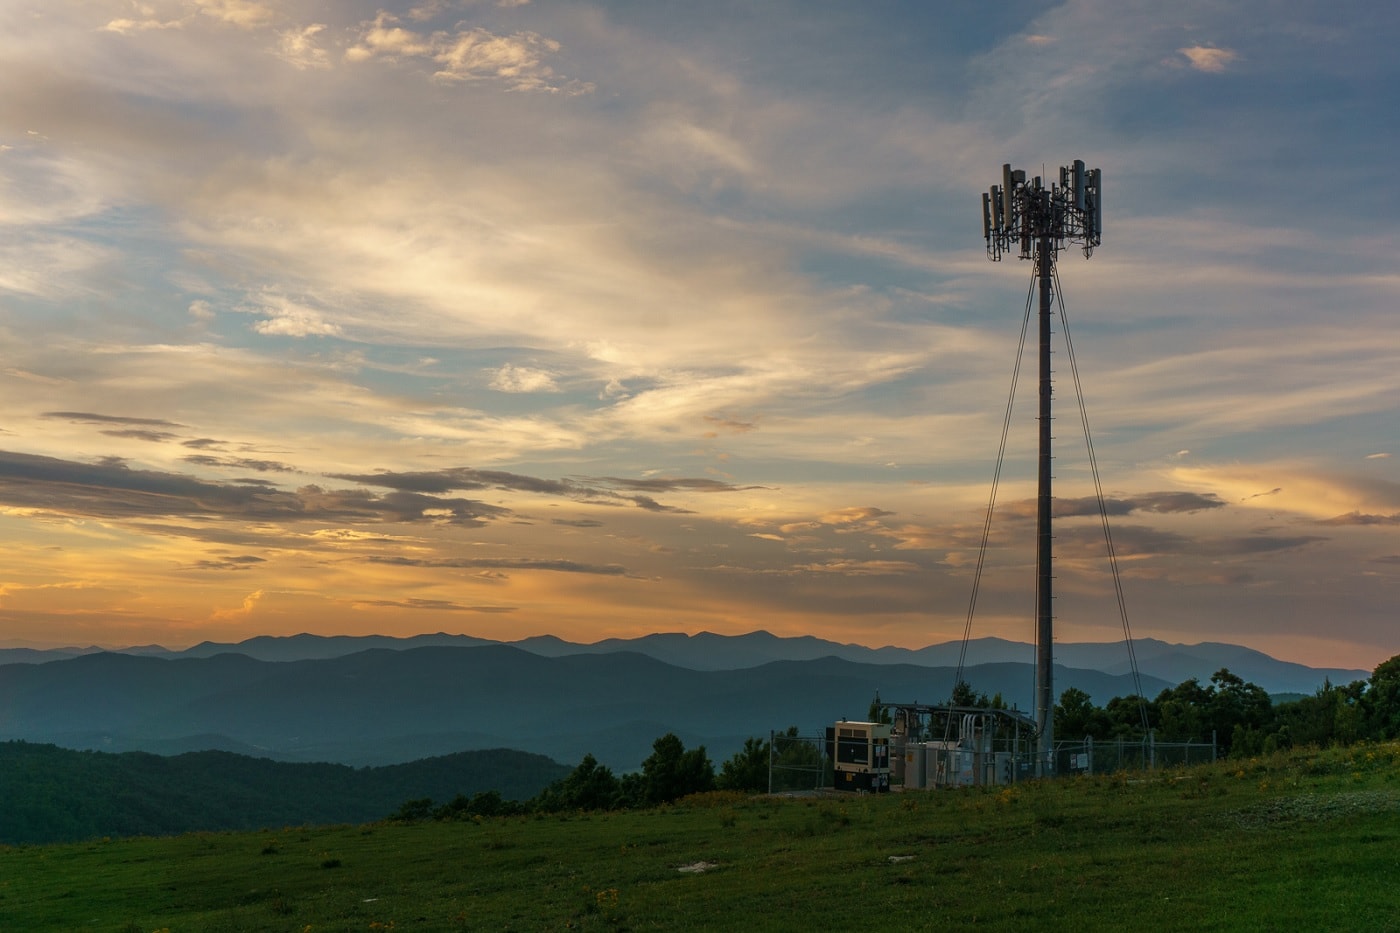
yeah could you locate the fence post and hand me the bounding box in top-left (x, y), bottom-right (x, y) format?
top-left (1211, 730), bottom-right (1217, 763)
top-left (1087, 735), bottom-right (1094, 776)
top-left (768, 730), bottom-right (774, 795)
top-left (1149, 730), bottom-right (1156, 771)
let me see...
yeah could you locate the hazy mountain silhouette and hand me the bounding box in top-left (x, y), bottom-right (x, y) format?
top-left (0, 646), bottom-right (1167, 770)
top-left (0, 630), bottom-right (1365, 696)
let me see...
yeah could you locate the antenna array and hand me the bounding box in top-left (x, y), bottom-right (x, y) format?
top-left (983, 160), bottom-right (1102, 261)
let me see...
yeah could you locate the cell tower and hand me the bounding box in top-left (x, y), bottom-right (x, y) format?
top-left (982, 160), bottom-right (1103, 775)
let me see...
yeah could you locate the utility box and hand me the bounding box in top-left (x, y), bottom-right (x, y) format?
top-left (829, 721), bottom-right (891, 793)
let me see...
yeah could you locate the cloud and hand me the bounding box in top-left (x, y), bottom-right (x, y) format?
top-left (245, 294), bottom-right (341, 337)
top-left (1178, 46), bottom-right (1239, 73)
top-left (324, 467), bottom-right (756, 516)
top-left (1172, 466), bottom-right (1400, 523)
top-left (596, 476), bottom-right (763, 494)
top-left (211, 588), bottom-right (265, 621)
top-left (406, 1), bottom-right (452, 21)
top-left (351, 598), bottom-right (517, 612)
top-left (365, 555), bottom-right (628, 575)
top-left (1202, 535), bottom-right (1328, 556)
top-left (186, 555), bottom-right (266, 571)
top-left (101, 429), bottom-right (181, 442)
top-left (0, 450), bottom-right (510, 529)
top-left (821, 507), bottom-right (894, 526)
top-left (489, 363), bottom-right (561, 393)
top-left (102, 16), bottom-right (185, 34)
top-left (102, 0), bottom-right (278, 34)
top-left (1319, 512), bottom-right (1400, 526)
top-left (42, 412), bottom-right (185, 428)
top-left (1054, 524), bottom-right (1324, 561)
top-left (328, 467), bottom-right (518, 494)
top-left (791, 559), bottom-right (921, 576)
top-left (182, 454), bottom-right (298, 473)
top-left (345, 11), bottom-right (591, 93)
top-left (703, 414), bottom-right (757, 436)
top-left (1062, 492), bottom-right (1227, 518)
top-left (193, 0), bottom-right (278, 29)
top-left (277, 24), bottom-right (330, 70)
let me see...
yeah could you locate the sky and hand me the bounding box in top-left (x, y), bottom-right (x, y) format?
top-left (0, 0), bottom-right (1396, 669)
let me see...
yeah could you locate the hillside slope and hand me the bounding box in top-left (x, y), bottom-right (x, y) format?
top-left (0, 741), bottom-right (569, 845)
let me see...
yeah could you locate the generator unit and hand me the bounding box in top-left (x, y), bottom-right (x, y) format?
top-left (827, 720), bottom-right (891, 793)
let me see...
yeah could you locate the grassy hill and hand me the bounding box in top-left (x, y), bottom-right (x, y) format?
top-left (4, 742), bottom-right (1397, 931)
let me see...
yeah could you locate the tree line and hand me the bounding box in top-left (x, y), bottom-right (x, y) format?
top-left (1051, 653), bottom-right (1400, 757)
top-left (393, 729), bottom-right (818, 822)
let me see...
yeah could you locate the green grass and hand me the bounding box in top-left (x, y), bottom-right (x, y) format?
top-left (4, 743), bottom-right (1400, 931)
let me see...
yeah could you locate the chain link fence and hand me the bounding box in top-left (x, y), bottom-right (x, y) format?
top-left (1057, 734), bottom-right (1217, 775)
top-left (767, 730), bottom-right (832, 793)
top-left (765, 728), bottom-right (1217, 793)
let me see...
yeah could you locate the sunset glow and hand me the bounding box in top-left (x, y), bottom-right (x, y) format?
top-left (1, 1), bottom-right (1396, 670)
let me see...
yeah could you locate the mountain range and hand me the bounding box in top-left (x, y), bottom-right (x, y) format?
top-left (0, 630), bottom-right (1369, 693)
top-left (0, 631), bottom-right (1372, 771)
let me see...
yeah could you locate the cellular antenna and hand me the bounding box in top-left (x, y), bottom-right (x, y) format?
top-left (983, 159), bottom-right (1102, 776)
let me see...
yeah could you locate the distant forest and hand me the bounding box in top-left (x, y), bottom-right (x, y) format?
top-left (0, 744), bottom-right (568, 846)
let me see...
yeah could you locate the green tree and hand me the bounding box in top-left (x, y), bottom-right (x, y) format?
top-left (950, 679), bottom-right (989, 708)
top-left (1364, 654), bottom-right (1400, 739)
top-left (391, 797), bottom-right (434, 822)
top-left (1209, 668), bottom-right (1273, 754)
top-left (1155, 678), bottom-right (1210, 740)
top-left (1103, 694), bottom-right (1154, 737)
top-left (717, 736), bottom-right (770, 793)
top-left (1055, 687), bottom-right (1098, 739)
top-left (640, 733), bottom-right (714, 805)
top-left (535, 754), bottom-right (622, 812)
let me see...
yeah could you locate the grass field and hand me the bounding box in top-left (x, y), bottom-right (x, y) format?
top-left (4, 742), bottom-right (1398, 931)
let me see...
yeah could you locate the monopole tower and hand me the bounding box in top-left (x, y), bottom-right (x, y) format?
top-left (982, 160), bottom-right (1103, 775)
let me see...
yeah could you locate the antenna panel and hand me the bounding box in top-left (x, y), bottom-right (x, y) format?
top-left (1001, 165), bottom-right (1014, 229)
top-left (1090, 169), bottom-right (1102, 241)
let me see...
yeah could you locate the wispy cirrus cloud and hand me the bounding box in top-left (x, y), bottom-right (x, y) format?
top-left (365, 555), bottom-right (628, 576)
top-left (351, 597), bottom-right (517, 612)
top-left (42, 412), bottom-right (185, 428)
top-left (327, 467), bottom-right (756, 512)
